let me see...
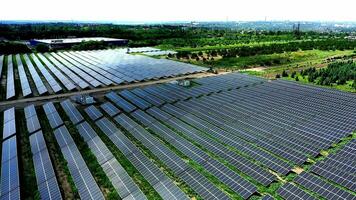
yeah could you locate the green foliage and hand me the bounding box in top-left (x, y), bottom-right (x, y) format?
top-left (0, 41), bottom-right (31, 54)
top-left (71, 40), bottom-right (108, 50)
top-left (275, 74), bottom-right (281, 78)
top-left (35, 44), bottom-right (50, 52)
top-left (282, 70), bottom-right (288, 77)
top-left (304, 61), bottom-right (355, 86)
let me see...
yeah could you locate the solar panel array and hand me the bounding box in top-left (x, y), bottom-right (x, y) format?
top-left (0, 55), bottom-right (4, 82)
top-left (0, 135), bottom-right (20, 200)
top-left (3, 108), bottom-right (16, 139)
top-left (43, 102), bottom-right (63, 129)
top-left (29, 131), bottom-right (62, 200)
top-left (95, 117), bottom-right (189, 200)
top-left (75, 120), bottom-right (146, 199)
top-left (53, 125), bottom-right (104, 200)
top-left (1, 71), bottom-right (355, 199)
top-left (1, 49), bottom-right (206, 100)
top-left (23, 55), bottom-right (48, 95)
top-left (15, 54), bottom-right (32, 97)
top-left (24, 105), bottom-right (41, 134)
top-left (60, 99), bottom-right (84, 125)
top-left (6, 56), bottom-right (15, 99)
top-left (114, 113), bottom-right (230, 200)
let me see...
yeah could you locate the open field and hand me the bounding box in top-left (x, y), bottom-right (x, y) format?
top-left (1, 72), bottom-right (355, 200)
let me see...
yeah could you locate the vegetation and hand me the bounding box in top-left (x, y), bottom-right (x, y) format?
top-left (35, 44), bottom-right (50, 52)
top-left (71, 40), bottom-right (109, 50)
top-left (0, 41), bottom-right (31, 54)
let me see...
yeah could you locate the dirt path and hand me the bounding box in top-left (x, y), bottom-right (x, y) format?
top-left (0, 72), bottom-right (218, 110)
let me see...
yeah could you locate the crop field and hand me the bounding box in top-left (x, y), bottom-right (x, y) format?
top-left (1, 72), bottom-right (355, 200)
top-left (0, 48), bottom-right (206, 101)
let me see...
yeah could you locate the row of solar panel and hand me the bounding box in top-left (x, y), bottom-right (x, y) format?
top-left (75, 119), bottom-right (146, 199)
top-left (24, 104), bottom-right (63, 200)
top-left (114, 113), bottom-right (230, 199)
top-left (0, 111), bottom-right (20, 200)
top-left (1, 50), bottom-right (207, 100)
top-left (94, 117), bottom-right (189, 200)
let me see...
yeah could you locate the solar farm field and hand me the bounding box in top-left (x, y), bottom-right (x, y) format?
top-left (1, 72), bottom-right (355, 200)
top-left (0, 48), bottom-right (207, 101)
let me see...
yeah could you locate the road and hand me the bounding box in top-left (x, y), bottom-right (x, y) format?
top-left (0, 72), bottom-right (217, 110)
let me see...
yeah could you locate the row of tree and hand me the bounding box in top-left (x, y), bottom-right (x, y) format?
top-left (301, 61), bottom-right (356, 86)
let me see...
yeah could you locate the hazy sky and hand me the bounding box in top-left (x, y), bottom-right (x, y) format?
top-left (1, 0), bottom-right (355, 22)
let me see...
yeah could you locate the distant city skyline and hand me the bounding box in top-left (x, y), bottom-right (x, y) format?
top-left (1, 0), bottom-right (356, 22)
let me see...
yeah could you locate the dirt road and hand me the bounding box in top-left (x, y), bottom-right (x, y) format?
top-left (0, 72), bottom-right (217, 110)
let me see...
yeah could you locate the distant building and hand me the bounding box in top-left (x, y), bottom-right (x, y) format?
top-left (345, 36), bottom-right (356, 40)
top-left (30, 37), bottom-right (128, 49)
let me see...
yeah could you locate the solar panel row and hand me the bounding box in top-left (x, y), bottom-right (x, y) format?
top-left (6, 56), bottom-right (15, 99)
top-left (75, 121), bottom-right (146, 199)
top-left (53, 125), bottom-right (104, 200)
top-left (60, 100), bottom-right (84, 125)
top-left (131, 109), bottom-right (256, 199)
top-left (106, 92), bottom-right (137, 113)
top-left (2, 108), bottom-right (16, 140)
top-left (36, 54), bottom-right (76, 91)
top-left (29, 131), bottom-right (62, 200)
top-left (15, 54), bottom-right (32, 97)
top-left (30, 54), bottom-right (62, 93)
top-left (22, 55), bottom-right (48, 95)
top-left (114, 113), bottom-right (230, 200)
top-left (43, 102), bottom-right (64, 129)
top-left (24, 105), bottom-right (41, 134)
top-left (95, 117), bottom-right (189, 200)
top-left (0, 135), bottom-right (20, 200)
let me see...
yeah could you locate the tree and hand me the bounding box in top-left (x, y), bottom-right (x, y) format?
top-left (276, 74), bottom-right (281, 78)
top-left (35, 44), bottom-right (49, 52)
top-left (282, 70), bottom-right (288, 77)
top-left (291, 71), bottom-right (296, 78)
top-left (295, 76), bottom-right (299, 81)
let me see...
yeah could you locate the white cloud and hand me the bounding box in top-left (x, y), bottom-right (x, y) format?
top-left (1, 0), bottom-right (355, 22)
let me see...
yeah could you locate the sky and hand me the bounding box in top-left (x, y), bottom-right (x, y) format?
top-left (1, 0), bottom-right (356, 22)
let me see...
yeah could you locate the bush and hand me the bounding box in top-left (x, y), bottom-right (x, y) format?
top-left (291, 71), bottom-right (296, 78)
top-left (0, 41), bottom-right (31, 54)
top-left (276, 74), bottom-right (281, 78)
top-left (295, 76), bottom-right (299, 81)
top-left (282, 70), bottom-right (288, 77)
top-left (35, 44), bottom-right (50, 52)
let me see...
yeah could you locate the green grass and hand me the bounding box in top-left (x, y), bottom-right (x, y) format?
top-left (206, 50), bottom-right (355, 70)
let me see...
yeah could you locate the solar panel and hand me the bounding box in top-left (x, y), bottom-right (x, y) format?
top-left (105, 92), bottom-right (137, 113)
top-left (43, 102), bottom-right (63, 129)
top-left (262, 194), bottom-right (274, 200)
top-left (36, 54), bottom-right (76, 91)
top-left (6, 55), bottom-right (15, 99)
top-left (76, 121), bottom-right (99, 142)
top-left (54, 125), bottom-right (104, 200)
top-left (0, 55), bottom-right (3, 83)
top-left (22, 54), bottom-right (48, 95)
top-left (294, 172), bottom-right (355, 200)
top-left (53, 125), bottom-right (75, 148)
top-left (84, 105), bottom-right (103, 121)
top-left (24, 105), bottom-right (37, 119)
top-left (26, 115), bottom-right (41, 134)
top-left (60, 99), bottom-right (84, 124)
top-left (37, 176), bottom-right (62, 200)
top-left (29, 54), bottom-right (62, 93)
top-left (95, 117), bottom-right (188, 200)
top-left (100, 102), bottom-right (121, 117)
top-left (3, 108), bottom-right (16, 139)
top-left (1, 136), bottom-right (17, 163)
top-left (119, 90), bottom-right (152, 110)
top-left (0, 157), bottom-right (20, 197)
top-left (0, 187), bottom-right (20, 200)
top-left (15, 54), bottom-right (32, 97)
top-left (277, 183), bottom-right (316, 200)
top-left (29, 130), bottom-right (47, 155)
